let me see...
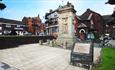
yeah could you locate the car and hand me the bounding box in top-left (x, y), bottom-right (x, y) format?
top-left (24, 32), bottom-right (32, 36)
top-left (39, 32), bottom-right (45, 36)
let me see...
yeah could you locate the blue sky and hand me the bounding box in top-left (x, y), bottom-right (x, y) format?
top-left (0, 0), bottom-right (115, 22)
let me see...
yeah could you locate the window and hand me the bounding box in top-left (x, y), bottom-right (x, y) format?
top-left (0, 27), bottom-right (2, 30)
top-left (113, 26), bottom-right (115, 28)
top-left (52, 27), bottom-right (59, 32)
top-left (6, 25), bottom-right (11, 27)
top-left (17, 25), bottom-right (20, 27)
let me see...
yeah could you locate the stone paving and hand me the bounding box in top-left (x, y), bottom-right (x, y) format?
top-left (0, 43), bottom-right (101, 70)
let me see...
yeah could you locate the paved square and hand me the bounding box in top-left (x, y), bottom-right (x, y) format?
top-left (0, 44), bottom-right (87, 70)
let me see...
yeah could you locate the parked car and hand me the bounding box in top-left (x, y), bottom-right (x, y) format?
top-left (39, 32), bottom-right (45, 36)
top-left (24, 32), bottom-right (32, 36)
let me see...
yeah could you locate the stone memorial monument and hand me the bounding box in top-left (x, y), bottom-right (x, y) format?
top-left (56, 2), bottom-right (76, 48)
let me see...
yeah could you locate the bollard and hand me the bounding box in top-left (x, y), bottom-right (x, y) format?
top-left (53, 39), bottom-right (56, 47)
top-left (47, 39), bottom-right (50, 45)
top-left (49, 40), bottom-right (54, 47)
top-left (39, 40), bottom-right (43, 45)
top-left (63, 41), bottom-right (68, 49)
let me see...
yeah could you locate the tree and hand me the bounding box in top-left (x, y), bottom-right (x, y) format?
top-left (0, 0), bottom-right (6, 10)
top-left (106, 0), bottom-right (115, 5)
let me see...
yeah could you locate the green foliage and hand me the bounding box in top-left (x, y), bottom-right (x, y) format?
top-left (0, 0), bottom-right (6, 10)
top-left (107, 0), bottom-right (115, 4)
top-left (99, 48), bottom-right (115, 70)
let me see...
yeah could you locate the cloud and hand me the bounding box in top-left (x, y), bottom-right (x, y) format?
top-left (1, 0), bottom-right (114, 21)
top-left (3, 8), bottom-right (16, 14)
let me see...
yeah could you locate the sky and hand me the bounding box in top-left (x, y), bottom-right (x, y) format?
top-left (0, 0), bottom-right (115, 22)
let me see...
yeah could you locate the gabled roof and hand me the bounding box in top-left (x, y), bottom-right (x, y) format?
top-left (79, 9), bottom-right (102, 20)
top-left (78, 23), bottom-right (87, 28)
top-left (103, 15), bottom-right (114, 23)
top-left (79, 15), bottom-right (89, 20)
top-left (0, 18), bottom-right (24, 25)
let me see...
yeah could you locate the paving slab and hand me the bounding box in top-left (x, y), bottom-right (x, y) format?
top-left (0, 44), bottom-right (87, 70)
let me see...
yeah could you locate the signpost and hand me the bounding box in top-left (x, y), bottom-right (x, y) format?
top-left (70, 41), bottom-right (94, 70)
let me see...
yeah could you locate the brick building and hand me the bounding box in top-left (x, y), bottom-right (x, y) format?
top-left (45, 4), bottom-right (104, 40)
top-left (22, 15), bottom-right (46, 35)
top-left (45, 3), bottom-right (113, 40)
top-left (74, 9), bottom-right (104, 40)
top-left (103, 14), bottom-right (115, 36)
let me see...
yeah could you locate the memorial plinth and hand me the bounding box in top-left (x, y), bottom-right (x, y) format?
top-left (56, 2), bottom-right (76, 48)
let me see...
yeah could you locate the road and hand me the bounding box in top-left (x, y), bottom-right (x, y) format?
top-left (109, 40), bottom-right (115, 47)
